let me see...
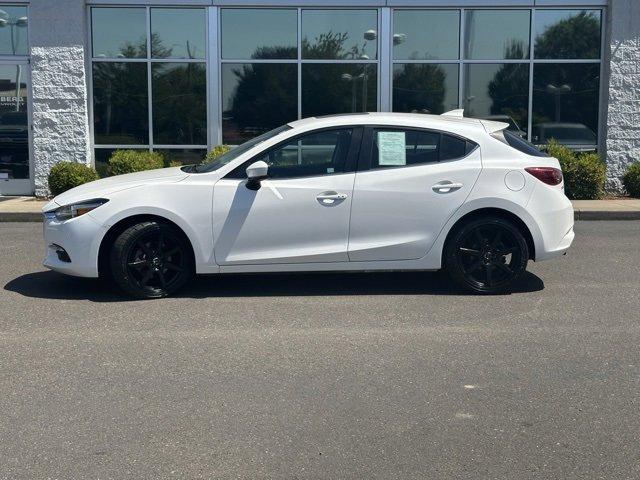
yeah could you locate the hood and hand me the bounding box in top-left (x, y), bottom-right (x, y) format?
top-left (43, 167), bottom-right (189, 212)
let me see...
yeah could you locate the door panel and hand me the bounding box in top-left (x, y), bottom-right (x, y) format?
top-left (0, 63), bottom-right (31, 195)
top-left (348, 147), bottom-right (482, 262)
top-left (213, 174), bottom-right (355, 265)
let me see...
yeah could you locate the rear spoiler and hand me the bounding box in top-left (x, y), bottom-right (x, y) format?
top-left (441, 109), bottom-right (509, 134)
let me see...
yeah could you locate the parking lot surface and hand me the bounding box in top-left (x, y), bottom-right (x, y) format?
top-left (1, 221), bottom-right (639, 479)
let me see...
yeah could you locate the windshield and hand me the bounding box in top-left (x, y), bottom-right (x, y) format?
top-left (194, 125), bottom-right (292, 173)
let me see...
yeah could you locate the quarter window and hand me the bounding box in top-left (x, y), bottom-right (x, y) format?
top-left (371, 129), bottom-right (475, 169)
top-left (229, 128), bottom-right (354, 179)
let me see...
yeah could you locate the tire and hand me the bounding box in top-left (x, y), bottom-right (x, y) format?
top-left (109, 221), bottom-right (194, 299)
top-left (444, 216), bottom-right (529, 294)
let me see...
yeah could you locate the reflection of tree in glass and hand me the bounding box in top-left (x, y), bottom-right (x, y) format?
top-left (530, 12), bottom-right (600, 135)
top-left (93, 34), bottom-right (204, 145)
top-left (153, 62), bottom-right (206, 145)
top-left (302, 31), bottom-right (367, 60)
top-left (225, 32), bottom-right (375, 142)
top-left (483, 42), bottom-right (529, 128)
top-left (93, 62), bottom-right (148, 144)
top-left (393, 63), bottom-right (446, 114)
top-left (535, 11), bottom-right (600, 59)
top-left (225, 61), bottom-right (297, 143)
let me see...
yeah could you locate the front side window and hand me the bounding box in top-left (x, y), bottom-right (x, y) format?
top-left (371, 129), bottom-right (475, 169)
top-left (229, 128), bottom-right (354, 179)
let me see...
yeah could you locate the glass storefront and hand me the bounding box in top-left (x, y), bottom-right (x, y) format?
top-left (90, 6), bottom-right (207, 165)
top-left (0, 5), bottom-right (30, 194)
top-left (89, 5), bottom-right (604, 168)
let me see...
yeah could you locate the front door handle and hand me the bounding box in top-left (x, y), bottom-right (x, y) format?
top-left (432, 181), bottom-right (463, 194)
top-left (317, 191), bottom-right (348, 206)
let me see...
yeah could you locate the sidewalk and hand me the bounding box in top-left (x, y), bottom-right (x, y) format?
top-left (1, 196), bottom-right (640, 222)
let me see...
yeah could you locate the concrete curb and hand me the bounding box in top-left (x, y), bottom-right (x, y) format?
top-left (0, 212), bottom-right (44, 222)
top-left (574, 210), bottom-right (640, 221)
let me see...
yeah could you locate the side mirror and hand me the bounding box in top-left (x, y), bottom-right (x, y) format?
top-left (246, 160), bottom-right (268, 190)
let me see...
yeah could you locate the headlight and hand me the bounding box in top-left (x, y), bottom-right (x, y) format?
top-left (47, 199), bottom-right (109, 221)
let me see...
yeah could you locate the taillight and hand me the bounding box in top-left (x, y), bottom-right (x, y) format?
top-left (525, 167), bottom-right (563, 186)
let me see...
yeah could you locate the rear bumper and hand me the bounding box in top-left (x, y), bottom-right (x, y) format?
top-left (527, 183), bottom-right (575, 261)
top-left (536, 225), bottom-right (574, 260)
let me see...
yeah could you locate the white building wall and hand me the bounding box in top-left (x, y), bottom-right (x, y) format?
top-left (29, 0), bottom-right (91, 197)
top-left (605, 0), bottom-right (640, 193)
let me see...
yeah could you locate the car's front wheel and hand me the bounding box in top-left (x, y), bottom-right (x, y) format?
top-left (110, 221), bottom-right (194, 299)
top-left (444, 217), bottom-right (529, 294)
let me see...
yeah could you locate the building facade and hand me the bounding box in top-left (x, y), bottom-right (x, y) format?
top-left (0, 0), bottom-right (637, 196)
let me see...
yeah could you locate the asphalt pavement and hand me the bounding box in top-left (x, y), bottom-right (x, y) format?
top-left (1, 221), bottom-right (639, 479)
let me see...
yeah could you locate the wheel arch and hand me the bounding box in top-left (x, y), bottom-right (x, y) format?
top-left (441, 207), bottom-right (536, 262)
top-left (97, 214), bottom-right (196, 278)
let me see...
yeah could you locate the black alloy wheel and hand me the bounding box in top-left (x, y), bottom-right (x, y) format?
top-left (110, 221), bottom-right (193, 298)
top-left (445, 217), bottom-right (528, 294)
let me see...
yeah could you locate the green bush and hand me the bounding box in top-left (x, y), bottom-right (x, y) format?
top-left (622, 162), bottom-right (640, 198)
top-left (107, 150), bottom-right (165, 176)
top-left (545, 141), bottom-right (606, 200)
top-left (48, 162), bottom-right (99, 196)
top-left (203, 145), bottom-right (231, 164)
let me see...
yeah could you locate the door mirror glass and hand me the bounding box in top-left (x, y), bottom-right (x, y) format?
top-left (245, 160), bottom-right (268, 190)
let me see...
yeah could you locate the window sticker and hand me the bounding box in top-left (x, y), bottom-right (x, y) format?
top-left (378, 131), bottom-right (406, 166)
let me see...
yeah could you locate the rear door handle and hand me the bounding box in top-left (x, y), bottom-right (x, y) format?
top-left (432, 181), bottom-right (463, 193)
top-left (317, 191), bottom-right (348, 205)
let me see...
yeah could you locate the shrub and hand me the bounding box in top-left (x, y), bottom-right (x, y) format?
top-left (48, 162), bottom-right (99, 196)
top-left (107, 150), bottom-right (165, 176)
top-left (622, 162), bottom-right (640, 198)
top-left (545, 141), bottom-right (606, 200)
top-left (204, 145), bottom-right (231, 164)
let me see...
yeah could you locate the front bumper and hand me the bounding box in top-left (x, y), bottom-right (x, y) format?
top-left (42, 212), bottom-right (106, 278)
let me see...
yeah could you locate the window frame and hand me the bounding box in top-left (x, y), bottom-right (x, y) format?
top-left (217, 7), bottom-right (381, 144)
top-left (358, 125), bottom-right (478, 172)
top-left (224, 126), bottom-right (364, 181)
top-left (389, 6), bottom-right (606, 151)
top-left (88, 5), bottom-right (209, 168)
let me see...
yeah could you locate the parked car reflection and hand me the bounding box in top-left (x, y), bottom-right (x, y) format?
top-left (532, 122), bottom-right (597, 152)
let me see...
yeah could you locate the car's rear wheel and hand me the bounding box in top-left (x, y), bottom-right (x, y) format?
top-left (444, 217), bottom-right (528, 294)
top-left (110, 221), bottom-right (193, 299)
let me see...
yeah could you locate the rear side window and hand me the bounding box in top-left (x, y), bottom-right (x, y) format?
top-left (370, 128), bottom-right (477, 169)
top-left (498, 130), bottom-right (549, 157)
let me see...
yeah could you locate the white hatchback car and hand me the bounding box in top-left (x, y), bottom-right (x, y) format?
top-left (42, 112), bottom-right (574, 298)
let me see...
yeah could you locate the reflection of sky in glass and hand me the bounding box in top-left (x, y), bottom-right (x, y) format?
top-left (302, 10), bottom-right (377, 59)
top-left (393, 10), bottom-right (459, 60)
top-left (534, 10), bottom-right (601, 59)
top-left (92, 8), bottom-right (146, 58)
top-left (465, 10), bottom-right (530, 60)
top-left (221, 9), bottom-right (297, 59)
top-left (0, 6), bottom-right (28, 56)
top-left (151, 9), bottom-right (206, 59)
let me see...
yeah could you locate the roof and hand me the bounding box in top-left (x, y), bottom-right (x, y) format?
top-left (288, 112), bottom-right (506, 136)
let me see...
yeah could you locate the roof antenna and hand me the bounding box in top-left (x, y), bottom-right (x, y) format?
top-left (441, 109), bottom-right (465, 118)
